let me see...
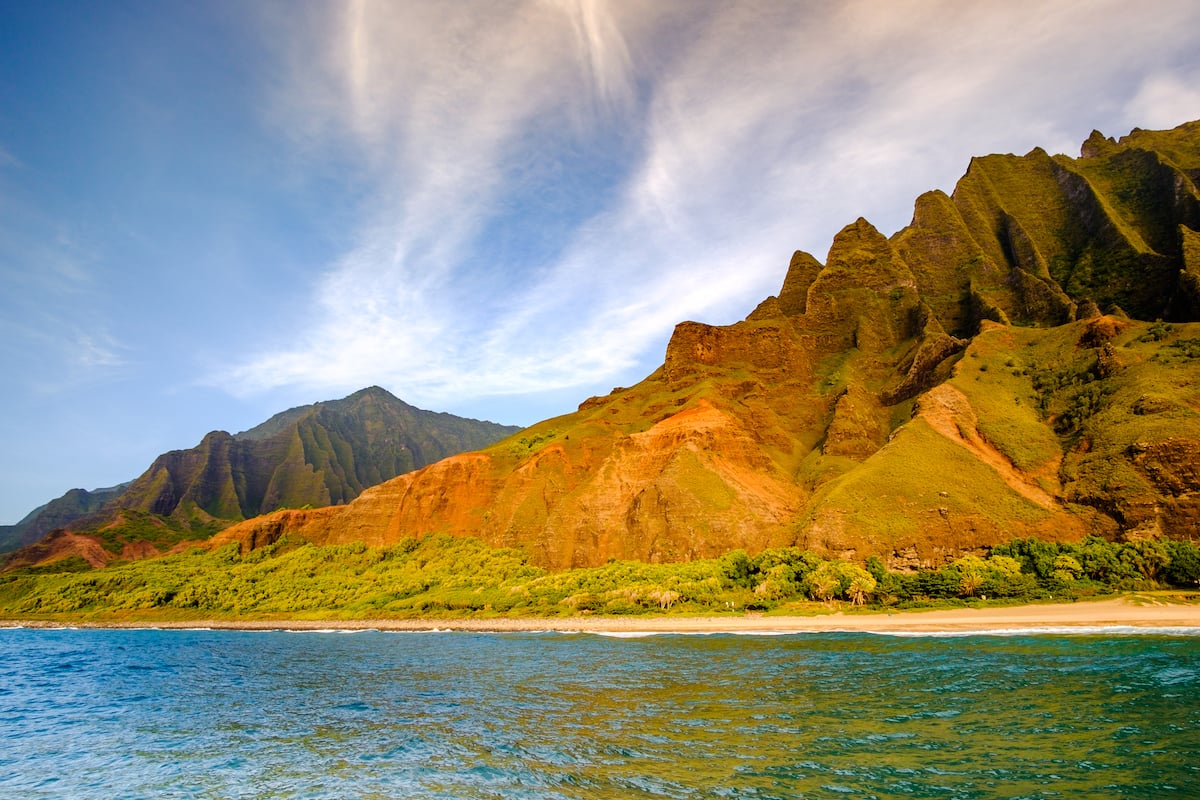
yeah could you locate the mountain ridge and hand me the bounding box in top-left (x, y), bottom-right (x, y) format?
top-left (2, 387), bottom-right (520, 566)
top-left (208, 120), bottom-right (1200, 570)
top-left (0, 483), bottom-right (130, 554)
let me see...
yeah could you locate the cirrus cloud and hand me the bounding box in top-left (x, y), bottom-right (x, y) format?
top-left (217, 0), bottom-right (1200, 422)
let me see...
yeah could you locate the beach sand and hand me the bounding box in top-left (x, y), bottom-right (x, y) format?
top-left (6, 596), bottom-right (1198, 634)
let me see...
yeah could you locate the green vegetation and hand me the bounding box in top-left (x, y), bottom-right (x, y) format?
top-left (804, 417), bottom-right (1054, 538)
top-left (0, 483), bottom-right (130, 555)
top-left (2, 534), bottom-right (1197, 622)
top-left (508, 428), bottom-right (560, 457)
top-left (952, 327), bottom-right (1060, 471)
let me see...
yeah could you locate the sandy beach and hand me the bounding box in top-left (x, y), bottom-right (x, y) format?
top-left (5, 596), bottom-right (1198, 634)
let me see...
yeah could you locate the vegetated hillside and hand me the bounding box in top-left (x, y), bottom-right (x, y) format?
top-left (0, 483), bottom-right (129, 555)
top-left (3, 387), bottom-right (520, 568)
top-left (208, 121), bottom-right (1200, 572)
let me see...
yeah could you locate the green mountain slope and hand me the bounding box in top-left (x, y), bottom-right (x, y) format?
top-left (3, 388), bottom-right (519, 565)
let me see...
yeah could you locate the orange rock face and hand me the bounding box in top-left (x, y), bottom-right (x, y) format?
top-left (3, 530), bottom-right (116, 570)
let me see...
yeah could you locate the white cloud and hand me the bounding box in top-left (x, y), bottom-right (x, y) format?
top-left (556, 0), bottom-right (637, 115)
top-left (217, 0), bottom-right (1200, 419)
top-left (72, 330), bottom-right (126, 370)
top-left (1123, 73), bottom-right (1200, 132)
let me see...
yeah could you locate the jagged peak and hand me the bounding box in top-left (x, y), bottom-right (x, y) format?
top-left (324, 385), bottom-right (415, 414)
top-left (960, 147), bottom-right (1056, 186)
top-left (746, 295), bottom-right (784, 321)
top-left (198, 430), bottom-right (233, 444)
top-left (1081, 129), bottom-right (1117, 158)
top-left (821, 216), bottom-right (915, 288)
top-left (836, 216), bottom-right (885, 241)
top-left (906, 189), bottom-right (958, 231)
top-left (777, 249), bottom-right (824, 315)
top-left (823, 218), bottom-right (890, 270)
top-left (344, 385), bottom-right (399, 402)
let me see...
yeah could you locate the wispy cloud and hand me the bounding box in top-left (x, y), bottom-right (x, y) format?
top-left (1123, 73), bottom-right (1200, 132)
top-left (0, 198), bottom-right (130, 392)
top-left (224, 0), bottom-right (653, 402)
top-left (0, 143), bottom-right (18, 169)
top-left (71, 330), bottom-right (126, 370)
top-left (0, 313), bottom-right (129, 395)
top-left (217, 0), bottom-right (1200, 419)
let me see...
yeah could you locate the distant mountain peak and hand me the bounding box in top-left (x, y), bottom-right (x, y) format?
top-left (3, 389), bottom-right (521, 563)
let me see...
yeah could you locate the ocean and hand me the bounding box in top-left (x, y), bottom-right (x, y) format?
top-left (1, 627), bottom-right (1197, 799)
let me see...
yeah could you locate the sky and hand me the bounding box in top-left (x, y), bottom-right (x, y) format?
top-left (2, 0), bottom-right (1199, 524)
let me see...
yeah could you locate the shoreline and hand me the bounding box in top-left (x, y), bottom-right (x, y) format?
top-left (4, 596), bottom-right (1198, 634)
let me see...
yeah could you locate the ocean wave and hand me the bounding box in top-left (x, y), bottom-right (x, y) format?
top-left (866, 625), bottom-right (1200, 638)
top-left (581, 625), bottom-right (1200, 639)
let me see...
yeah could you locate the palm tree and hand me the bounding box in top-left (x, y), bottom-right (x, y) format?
top-left (959, 571), bottom-right (984, 597)
top-left (847, 573), bottom-right (876, 606)
top-left (809, 571), bottom-right (840, 604)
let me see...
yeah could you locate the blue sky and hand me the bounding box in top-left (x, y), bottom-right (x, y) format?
top-left (2, 0), bottom-right (1199, 524)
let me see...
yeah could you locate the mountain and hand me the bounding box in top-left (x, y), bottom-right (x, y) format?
top-left (3, 387), bottom-right (520, 567)
top-left (0, 483), bottom-right (129, 554)
top-left (116, 386), bottom-right (520, 519)
top-left (209, 120), bottom-right (1200, 571)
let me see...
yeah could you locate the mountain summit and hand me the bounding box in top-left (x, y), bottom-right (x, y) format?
top-left (211, 121), bottom-right (1200, 571)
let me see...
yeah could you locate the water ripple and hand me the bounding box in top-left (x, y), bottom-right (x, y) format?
top-left (1, 628), bottom-right (1198, 798)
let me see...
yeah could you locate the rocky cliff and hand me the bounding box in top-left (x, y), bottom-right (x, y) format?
top-left (208, 121), bottom-right (1200, 571)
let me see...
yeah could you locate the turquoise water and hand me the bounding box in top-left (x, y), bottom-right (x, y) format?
top-left (1, 628), bottom-right (1197, 798)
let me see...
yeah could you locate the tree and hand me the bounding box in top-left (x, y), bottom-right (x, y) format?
top-left (753, 577), bottom-right (788, 602)
top-left (719, 549), bottom-right (754, 588)
top-left (807, 563), bottom-right (840, 603)
top-left (1073, 536), bottom-right (1134, 583)
top-left (845, 570), bottom-right (877, 606)
top-left (865, 555), bottom-right (888, 582)
top-left (915, 567), bottom-right (963, 598)
top-left (992, 537), bottom-right (1058, 580)
top-left (1165, 540), bottom-right (1200, 587)
top-left (953, 555), bottom-right (987, 597)
top-left (753, 563), bottom-right (800, 602)
top-left (1122, 539), bottom-right (1171, 582)
top-left (648, 588), bottom-right (680, 610)
top-left (986, 555), bottom-right (1024, 578)
top-left (959, 570), bottom-right (984, 597)
top-left (1051, 554), bottom-right (1083, 584)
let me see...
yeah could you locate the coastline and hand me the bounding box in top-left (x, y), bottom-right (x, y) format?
top-left (4, 596), bottom-right (1198, 634)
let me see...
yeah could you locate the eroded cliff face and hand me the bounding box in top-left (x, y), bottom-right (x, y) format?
top-left (82, 123), bottom-right (1200, 571)
top-left (214, 232), bottom-right (1180, 569)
